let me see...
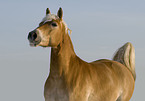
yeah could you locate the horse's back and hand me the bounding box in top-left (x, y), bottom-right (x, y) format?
top-left (90, 59), bottom-right (135, 85)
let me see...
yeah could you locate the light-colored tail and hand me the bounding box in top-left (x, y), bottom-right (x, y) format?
top-left (112, 42), bottom-right (136, 80)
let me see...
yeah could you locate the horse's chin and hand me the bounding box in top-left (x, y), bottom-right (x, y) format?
top-left (38, 44), bottom-right (49, 48)
top-left (41, 46), bottom-right (49, 48)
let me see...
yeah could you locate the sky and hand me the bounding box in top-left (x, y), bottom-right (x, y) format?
top-left (0, 0), bottom-right (145, 101)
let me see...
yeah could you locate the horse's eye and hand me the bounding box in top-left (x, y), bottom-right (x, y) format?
top-left (51, 22), bottom-right (57, 27)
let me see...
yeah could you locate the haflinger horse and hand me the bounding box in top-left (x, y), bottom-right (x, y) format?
top-left (28, 8), bottom-right (136, 101)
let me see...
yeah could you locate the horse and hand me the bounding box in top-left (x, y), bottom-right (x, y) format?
top-left (28, 8), bottom-right (136, 101)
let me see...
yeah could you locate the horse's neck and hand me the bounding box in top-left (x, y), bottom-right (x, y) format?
top-left (49, 33), bottom-right (85, 91)
top-left (49, 33), bottom-right (75, 77)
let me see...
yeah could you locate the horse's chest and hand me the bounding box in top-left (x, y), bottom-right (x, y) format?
top-left (44, 77), bottom-right (69, 101)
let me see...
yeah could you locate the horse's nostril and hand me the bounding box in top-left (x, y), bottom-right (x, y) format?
top-left (32, 32), bottom-right (37, 40)
top-left (28, 31), bottom-right (37, 41)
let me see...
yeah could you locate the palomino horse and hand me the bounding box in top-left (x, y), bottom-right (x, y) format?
top-left (28, 8), bottom-right (136, 101)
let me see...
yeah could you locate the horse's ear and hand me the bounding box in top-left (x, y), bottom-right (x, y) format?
top-left (46, 8), bottom-right (50, 15)
top-left (57, 7), bottom-right (63, 20)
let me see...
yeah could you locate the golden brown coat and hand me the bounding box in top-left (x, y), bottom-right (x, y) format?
top-left (28, 8), bottom-right (135, 101)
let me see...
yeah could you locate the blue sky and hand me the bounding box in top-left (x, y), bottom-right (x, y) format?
top-left (0, 0), bottom-right (145, 101)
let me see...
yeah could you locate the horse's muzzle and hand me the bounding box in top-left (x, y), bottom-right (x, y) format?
top-left (28, 30), bottom-right (41, 46)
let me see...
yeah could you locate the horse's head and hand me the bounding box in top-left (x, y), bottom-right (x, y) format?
top-left (28, 8), bottom-right (68, 47)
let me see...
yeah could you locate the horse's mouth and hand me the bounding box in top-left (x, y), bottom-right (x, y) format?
top-left (29, 41), bottom-right (41, 47)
